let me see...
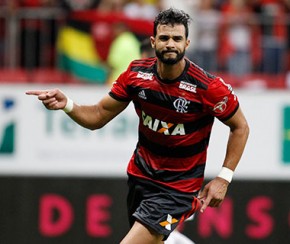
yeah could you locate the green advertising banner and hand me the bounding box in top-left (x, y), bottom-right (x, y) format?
top-left (282, 106), bottom-right (290, 163)
top-left (0, 98), bottom-right (15, 155)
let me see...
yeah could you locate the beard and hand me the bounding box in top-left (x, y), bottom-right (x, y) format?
top-left (155, 49), bottom-right (185, 65)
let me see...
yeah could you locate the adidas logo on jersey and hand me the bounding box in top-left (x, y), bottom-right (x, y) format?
top-left (138, 90), bottom-right (147, 100)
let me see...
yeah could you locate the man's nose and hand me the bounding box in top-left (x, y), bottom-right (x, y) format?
top-left (166, 38), bottom-right (175, 48)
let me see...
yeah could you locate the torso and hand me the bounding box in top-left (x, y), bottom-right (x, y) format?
top-left (110, 57), bottom-right (239, 193)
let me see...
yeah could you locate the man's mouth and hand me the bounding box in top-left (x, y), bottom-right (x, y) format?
top-left (162, 50), bottom-right (178, 55)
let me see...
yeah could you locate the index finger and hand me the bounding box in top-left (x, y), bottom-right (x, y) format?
top-left (25, 90), bottom-right (47, 96)
top-left (200, 196), bottom-right (211, 213)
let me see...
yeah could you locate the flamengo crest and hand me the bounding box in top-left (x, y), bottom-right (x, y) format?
top-left (173, 97), bottom-right (190, 113)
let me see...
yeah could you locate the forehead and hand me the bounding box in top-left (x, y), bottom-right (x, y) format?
top-left (156, 24), bottom-right (186, 37)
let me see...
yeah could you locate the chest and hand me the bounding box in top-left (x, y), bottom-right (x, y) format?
top-left (129, 77), bottom-right (204, 116)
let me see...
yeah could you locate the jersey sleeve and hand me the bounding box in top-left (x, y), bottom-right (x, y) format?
top-left (203, 77), bottom-right (239, 121)
top-left (108, 63), bottom-right (132, 102)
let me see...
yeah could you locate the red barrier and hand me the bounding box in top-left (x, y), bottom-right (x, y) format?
top-left (0, 68), bottom-right (286, 88)
top-left (214, 73), bottom-right (287, 89)
top-left (70, 10), bottom-right (153, 37)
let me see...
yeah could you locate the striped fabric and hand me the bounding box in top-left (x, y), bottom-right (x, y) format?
top-left (110, 57), bottom-right (239, 193)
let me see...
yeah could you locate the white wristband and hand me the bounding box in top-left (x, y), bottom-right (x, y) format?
top-left (218, 167), bottom-right (234, 183)
top-left (63, 97), bottom-right (74, 113)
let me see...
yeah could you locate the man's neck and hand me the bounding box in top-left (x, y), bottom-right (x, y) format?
top-left (156, 59), bottom-right (186, 81)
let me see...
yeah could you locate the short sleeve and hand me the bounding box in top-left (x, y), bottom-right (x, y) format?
top-left (203, 77), bottom-right (239, 121)
top-left (109, 64), bottom-right (132, 102)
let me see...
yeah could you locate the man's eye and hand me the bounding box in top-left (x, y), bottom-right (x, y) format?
top-left (159, 36), bottom-right (169, 41)
top-left (174, 37), bottom-right (183, 41)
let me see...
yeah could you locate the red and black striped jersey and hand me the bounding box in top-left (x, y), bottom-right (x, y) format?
top-left (109, 57), bottom-right (239, 193)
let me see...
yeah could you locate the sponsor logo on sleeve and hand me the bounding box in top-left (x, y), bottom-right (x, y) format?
top-left (212, 96), bottom-right (228, 113)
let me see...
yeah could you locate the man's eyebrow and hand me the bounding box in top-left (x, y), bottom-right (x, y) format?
top-left (173, 35), bottom-right (183, 39)
top-left (158, 34), bottom-right (183, 38)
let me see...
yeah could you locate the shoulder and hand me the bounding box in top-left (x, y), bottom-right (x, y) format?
top-left (115, 57), bottom-right (156, 83)
top-left (131, 57), bottom-right (156, 66)
top-left (129, 57), bottom-right (157, 72)
top-left (185, 59), bottom-right (235, 99)
top-left (185, 59), bottom-right (216, 90)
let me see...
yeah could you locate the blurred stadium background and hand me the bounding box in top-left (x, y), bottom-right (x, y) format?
top-left (0, 0), bottom-right (290, 243)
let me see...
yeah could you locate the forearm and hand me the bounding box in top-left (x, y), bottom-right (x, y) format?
top-left (222, 124), bottom-right (249, 171)
top-left (66, 103), bottom-right (107, 130)
top-left (198, 121), bottom-right (249, 212)
top-left (64, 95), bottom-right (129, 130)
top-left (26, 89), bottom-right (128, 131)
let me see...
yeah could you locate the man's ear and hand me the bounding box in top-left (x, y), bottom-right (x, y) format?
top-left (185, 39), bottom-right (190, 50)
top-left (150, 36), bottom-right (155, 48)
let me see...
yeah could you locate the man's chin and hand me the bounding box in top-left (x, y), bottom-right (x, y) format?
top-left (156, 51), bottom-right (185, 65)
top-left (162, 58), bottom-right (178, 65)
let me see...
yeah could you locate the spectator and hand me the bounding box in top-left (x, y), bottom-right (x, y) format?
top-left (97, 0), bottom-right (124, 13)
top-left (140, 38), bottom-right (155, 58)
top-left (160, 0), bottom-right (199, 60)
top-left (252, 0), bottom-right (288, 74)
top-left (123, 0), bottom-right (160, 20)
top-left (283, 0), bottom-right (290, 71)
top-left (219, 0), bottom-right (260, 75)
top-left (193, 0), bottom-right (221, 72)
top-left (106, 22), bottom-right (140, 85)
top-left (0, 0), bottom-right (7, 66)
top-left (16, 0), bottom-right (60, 69)
top-left (60, 0), bottom-right (101, 11)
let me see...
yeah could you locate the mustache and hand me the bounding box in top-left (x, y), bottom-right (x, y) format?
top-left (161, 50), bottom-right (178, 54)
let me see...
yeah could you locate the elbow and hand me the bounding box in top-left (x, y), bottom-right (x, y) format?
top-left (87, 126), bottom-right (98, 131)
top-left (246, 123), bottom-right (250, 137)
top-left (87, 122), bottom-right (106, 131)
top-left (240, 120), bottom-right (250, 139)
top-left (230, 120), bottom-right (250, 139)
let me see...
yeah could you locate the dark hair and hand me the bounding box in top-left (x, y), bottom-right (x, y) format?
top-left (153, 8), bottom-right (191, 38)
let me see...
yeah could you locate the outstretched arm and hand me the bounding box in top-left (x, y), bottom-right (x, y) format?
top-left (198, 107), bottom-right (249, 212)
top-left (26, 89), bottom-right (129, 130)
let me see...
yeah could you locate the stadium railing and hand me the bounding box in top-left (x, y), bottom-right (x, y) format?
top-left (0, 6), bottom-right (289, 88)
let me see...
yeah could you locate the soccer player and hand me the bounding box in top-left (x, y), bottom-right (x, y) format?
top-left (139, 37), bottom-right (195, 244)
top-left (26, 8), bottom-right (249, 244)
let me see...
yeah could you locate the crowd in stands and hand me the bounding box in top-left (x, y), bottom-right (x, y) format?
top-left (0, 0), bottom-right (290, 87)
